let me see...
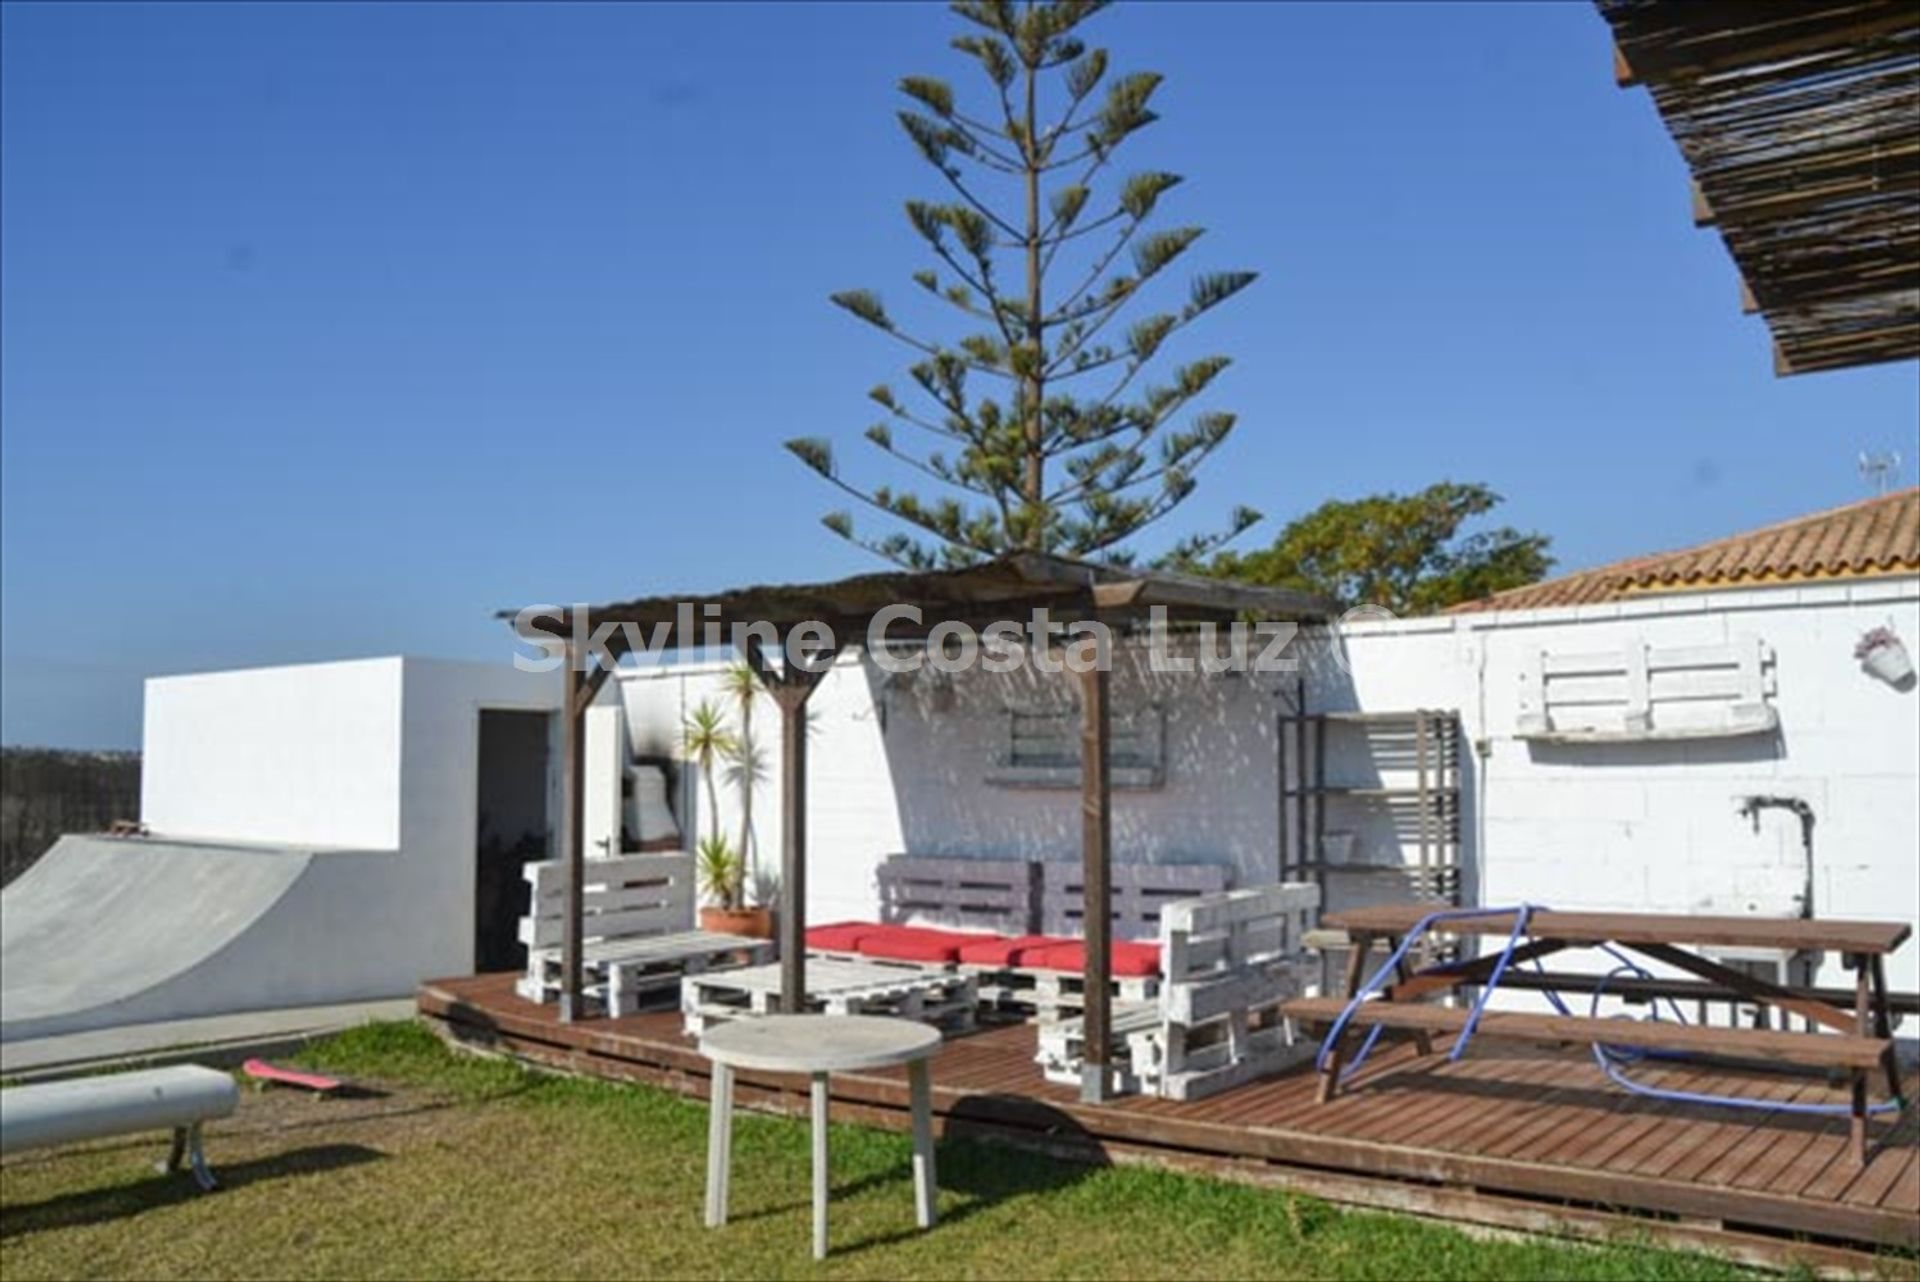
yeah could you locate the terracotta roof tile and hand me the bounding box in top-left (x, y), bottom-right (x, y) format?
top-left (1449, 487), bottom-right (1920, 613)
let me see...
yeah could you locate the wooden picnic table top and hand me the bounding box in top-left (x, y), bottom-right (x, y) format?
top-left (1321, 906), bottom-right (1910, 956)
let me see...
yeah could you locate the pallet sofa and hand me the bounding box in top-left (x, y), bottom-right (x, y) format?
top-left (1036, 882), bottom-right (1323, 1099)
top-left (805, 855), bottom-right (1231, 1020)
top-left (519, 852), bottom-right (772, 1017)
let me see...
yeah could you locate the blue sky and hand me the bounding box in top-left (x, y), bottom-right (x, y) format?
top-left (3, 2), bottom-right (1916, 748)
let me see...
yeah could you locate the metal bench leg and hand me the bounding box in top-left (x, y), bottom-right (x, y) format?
top-left (704, 1064), bottom-right (734, 1228)
top-left (908, 1059), bottom-right (937, 1230)
top-left (160, 1124), bottom-right (218, 1191)
top-left (811, 1072), bottom-right (831, 1260)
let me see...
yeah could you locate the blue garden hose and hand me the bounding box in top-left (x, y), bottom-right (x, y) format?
top-left (1317, 903), bottom-right (1903, 1117)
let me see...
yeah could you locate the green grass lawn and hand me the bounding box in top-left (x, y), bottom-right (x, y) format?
top-left (0, 1021), bottom-right (1827, 1280)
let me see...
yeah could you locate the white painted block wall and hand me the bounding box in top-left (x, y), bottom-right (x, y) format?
top-left (616, 577), bottom-right (1920, 992)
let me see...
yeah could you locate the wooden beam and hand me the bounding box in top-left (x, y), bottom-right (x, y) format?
top-left (559, 651), bottom-right (589, 1022)
top-left (1613, 42), bottom-right (1637, 88)
top-left (743, 638), bottom-right (834, 1014)
top-left (1078, 641), bottom-right (1113, 1103)
top-left (1690, 179), bottom-right (1715, 228)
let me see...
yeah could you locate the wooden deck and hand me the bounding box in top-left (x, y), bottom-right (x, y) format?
top-left (419, 973), bottom-right (1919, 1272)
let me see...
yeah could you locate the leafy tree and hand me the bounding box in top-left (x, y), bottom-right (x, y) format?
top-left (787, 0), bottom-right (1259, 569)
top-left (1203, 482), bottom-right (1552, 614)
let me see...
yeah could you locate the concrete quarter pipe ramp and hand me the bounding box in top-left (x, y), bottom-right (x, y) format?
top-left (2, 835), bottom-right (402, 1042)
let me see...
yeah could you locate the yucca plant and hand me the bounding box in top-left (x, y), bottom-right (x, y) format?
top-left (694, 834), bottom-right (745, 911)
top-left (720, 663), bottom-right (762, 867)
top-left (681, 699), bottom-right (737, 851)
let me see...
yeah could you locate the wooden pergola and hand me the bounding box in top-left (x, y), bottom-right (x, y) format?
top-left (516, 551), bottom-right (1330, 1101)
top-left (1600, 0), bottom-right (1920, 374)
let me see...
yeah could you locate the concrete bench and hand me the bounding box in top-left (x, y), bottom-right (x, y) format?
top-left (0, 1064), bottom-right (239, 1191)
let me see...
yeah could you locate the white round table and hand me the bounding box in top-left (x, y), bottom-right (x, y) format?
top-left (699, 1014), bottom-right (943, 1259)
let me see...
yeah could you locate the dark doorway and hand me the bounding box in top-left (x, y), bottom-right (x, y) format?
top-left (475, 709), bottom-right (552, 973)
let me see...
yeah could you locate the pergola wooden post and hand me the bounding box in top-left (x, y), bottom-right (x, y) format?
top-left (742, 637), bottom-right (832, 1013)
top-left (1078, 646), bottom-right (1113, 1103)
top-left (558, 649), bottom-right (613, 1024)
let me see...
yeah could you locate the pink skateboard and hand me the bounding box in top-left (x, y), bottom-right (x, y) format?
top-left (242, 1058), bottom-right (342, 1095)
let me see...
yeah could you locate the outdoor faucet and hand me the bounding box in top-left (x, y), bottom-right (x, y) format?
top-left (1735, 795), bottom-right (1816, 919)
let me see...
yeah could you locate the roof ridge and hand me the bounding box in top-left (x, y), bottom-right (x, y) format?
top-left (1449, 486), bottom-right (1919, 614)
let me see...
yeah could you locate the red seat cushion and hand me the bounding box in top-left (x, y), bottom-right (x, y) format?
top-left (855, 925), bottom-right (973, 965)
top-left (805, 920), bottom-right (889, 952)
top-left (1029, 940), bottom-right (1162, 978)
top-left (955, 934), bottom-right (1072, 968)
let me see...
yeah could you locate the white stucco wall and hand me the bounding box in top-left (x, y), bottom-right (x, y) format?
top-left (127, 656), bottom-right (562, 1010)
top-left (615, 577), bottom-right (1920, 991)
top-left (142, 657), bottom-right (407, 848)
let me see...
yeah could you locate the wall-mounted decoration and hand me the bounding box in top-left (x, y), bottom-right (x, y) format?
top-left (1855, 625), bottom-right (1915, 689)
top-left (985, 702), bottom-right (1166, 789)
top-left (1517, 635), bottom-right (1777, 742)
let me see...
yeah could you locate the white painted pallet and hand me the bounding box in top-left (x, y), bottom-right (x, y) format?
top-left (1039, 860), bottom-right (1230, 941)
top-left (681, 958), bottom-right (978, 1036)
top-left (1035, 1001), bottom-right (1158, 1090)
top-left (1028, 971), bottom-right (1159, 1023)
top-left (876, 856), bottom-right (1038, 935)
top-left (521, 924), bottom-right (770, 1017)
top-left (1032, 882), bottom-right (1322, 1100)
top-left (1146, 883), bottom-right (1322, 1100)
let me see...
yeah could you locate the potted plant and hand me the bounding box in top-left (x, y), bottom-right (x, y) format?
top-left (1855, 626), bottom-right (1915, 688)
top-left (695, 834), bottom-right (769, 937)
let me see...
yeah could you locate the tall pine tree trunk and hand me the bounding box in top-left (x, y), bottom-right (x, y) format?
top-left (1022, 56), bottom-right (1043, 542)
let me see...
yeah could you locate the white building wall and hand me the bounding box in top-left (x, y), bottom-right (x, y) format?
top-left (136, 656), bottom-right (561, 997)
top-left (1335, 578), bottom-right (1920, 991)
top-left (616, 577), bottom-right (1919, 991)
top-left (141, 657), bottom-right (407, 849)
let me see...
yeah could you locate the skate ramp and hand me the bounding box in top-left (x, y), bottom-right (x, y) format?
top-left (1, 834), bottom-right (407, 1042)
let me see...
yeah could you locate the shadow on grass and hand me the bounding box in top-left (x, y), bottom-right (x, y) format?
top-left (826, 1094), bottom-right (1107, 1256)
top-left (0, 1144), bottom-right (385, 1239)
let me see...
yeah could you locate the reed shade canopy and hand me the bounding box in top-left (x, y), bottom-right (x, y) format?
top-left (507, 552), bottom-right (1331, 1102)
top-left (1600, 0), bottom-right (1920, 375)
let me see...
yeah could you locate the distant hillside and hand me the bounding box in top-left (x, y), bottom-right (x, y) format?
top-left (1, 747), bottom-right (142, 887)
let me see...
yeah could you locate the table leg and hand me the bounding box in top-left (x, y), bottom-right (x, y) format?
top-left (1851, 956), bottom-right (1870, 1166)
top-left (705, 1063), bottom-right (734, 1228)
top-left (1869, 956), bottom-right (1906, 1108)
top-left (1386, 935), bottom-right (1433, 1057)
top-left (811, 1072), bottom-right (830, 1260)
top-left (909, 1058), bottom-right (937, 1229)
top-left (1318, 932), bottom-right (1373, 1103)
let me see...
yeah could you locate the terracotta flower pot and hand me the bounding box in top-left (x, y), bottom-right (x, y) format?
top-left (700, 906), bottom-right (774, 940)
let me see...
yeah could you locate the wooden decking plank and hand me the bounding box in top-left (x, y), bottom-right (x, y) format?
top-left (1404, 1055), bottom-right (1589, 1154)
top-left (1683, 1077), bottom-right (1832, 1186)
top-left (1596, 1060), bottom-right (1771, 1174)
top-left (1340, 1052), bottom-right (1551, 1148)
top-left (417, 974), bottom-right (1919, 1253)
top-left (1871, 1148), bottom-right (1919, 1211)
top-left (1384, 1052), bottom-right (1575, 1150)
top-left (1840, 1142), bottom-right (1919, 1208)
top-left (1629, 1071), bottom-right (1805, 1181)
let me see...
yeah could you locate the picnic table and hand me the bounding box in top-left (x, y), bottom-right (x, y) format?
top-left (1286, 906), bottom-right (1910, 1164)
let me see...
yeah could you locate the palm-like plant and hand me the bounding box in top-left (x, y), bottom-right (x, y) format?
top-left (694, 834), bottom-right (744, 911)
top-left (720, 663), bottom-right (762, 867)
top-left (681, 700), bottom-right (738, 862)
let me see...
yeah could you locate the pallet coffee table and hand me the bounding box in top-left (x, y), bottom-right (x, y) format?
top-left (681, 957), bottom-right (977, 1036)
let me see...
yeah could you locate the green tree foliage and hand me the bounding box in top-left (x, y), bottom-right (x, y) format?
top-left (788, 0), bottom-right (1259, 569)
top-left (1204, 483), bottom-right (1552, 615)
